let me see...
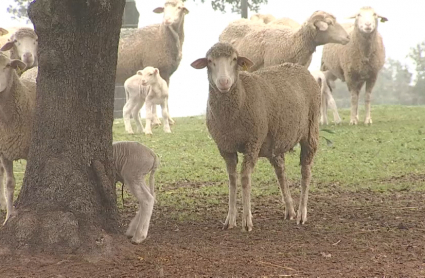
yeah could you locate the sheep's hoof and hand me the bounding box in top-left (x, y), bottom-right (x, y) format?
top-left (169, 119), bottom-right (175, 125)
top-left (364, 118), bottom-right (372, 125)
top-left (131, 236), bottom-right (146, 244)
top-left (296, 209), bottom-right (307, 225)
top-left (284, 207), bottom-right (296, 220)
top-left (126, 130), bottom-right (134, 134)
top-left (164, 129), bottom-right (172, 133)
top-left (223, 216), bottom-right (237, 230)
top-left (349, 120), bottom-right (358, 125)
top-left (144, 132), bottom-right (153, 136)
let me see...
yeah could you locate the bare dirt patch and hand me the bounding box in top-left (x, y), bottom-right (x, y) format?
top-left (1, 187), bottom-right (425, 277)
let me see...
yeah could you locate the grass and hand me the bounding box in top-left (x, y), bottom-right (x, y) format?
top-left (11, 105), bottom-right (425, 220)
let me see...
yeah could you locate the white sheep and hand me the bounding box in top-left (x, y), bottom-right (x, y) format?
top-left (236, 11), bottom-right (350, 71)
top-left (191, 43), bottom-right (320, 230)
top-left (269, 17), bottom-right (301, 29)
top-left (0, 27), bottom-right (38, 70)
top-left (249, 13), bottom-right (276, 24)
top-left (218, 18), bottom-right (267, 49)
top-left (0, 53), bottom-right (35, 225)
top-left (309, 70), bottom-right (341, 125)
top-left (321, 6), bottom-right (388, 125)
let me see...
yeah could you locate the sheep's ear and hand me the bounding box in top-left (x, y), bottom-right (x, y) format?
top-left (9, 59), bottom-right (27, 71)
top-left (346, 14), bottom-right (357, 20)
top-left (378, 15), bottom-right (388, 23)
top-left (190, 58), bottom-right (208, 69)
top-left (136, 70), bottom-right (143, 75)
top-left (0, 41), bottom-right (15, 51)
top-left (0, 28), bottom-right (9, 36)
top-left (314, 21), bottom-right (328, 31)
top-left (153, 7), bottom-right (164, 14)
top-left (237, 56), bottom-right (254, 70)
top-left (183, 7), bottom-right (189, 14)
top-left (153, 68), bottom-right (159, 75)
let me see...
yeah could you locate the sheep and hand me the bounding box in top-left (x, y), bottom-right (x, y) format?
top-left (250, 13), bottom-right (276, 24)
top-left (321, 7), bottom-right (388, 125)
top-left (218, 18), bottom-right (267, 49)
top-left (123, 67), bottom-right (172, 134)
top-left (116, 0), bottom-right (189, 125)
top-left (20, 66), bottom-right (38, 83)
top-left (309, 70), bottom-right (341, 125)
top-left (269, 17), bottom-right (301, 29)
top-left (190, 42), bottom-right (320, 230)
top-left (0, 27), bottom-right (38, 70)
top-left (235, 11), bottom-right (350, 71)
top-left (113, 141), bottom-right (159, 244)
top-left (0, 53), bottom-right (35, 225)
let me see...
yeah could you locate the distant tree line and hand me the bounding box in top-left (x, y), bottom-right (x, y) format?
top-left (332, 41), bottom-right (425, 107)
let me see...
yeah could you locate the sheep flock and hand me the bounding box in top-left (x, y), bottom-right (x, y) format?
top-left (0, 1), bottom-right (390, 243)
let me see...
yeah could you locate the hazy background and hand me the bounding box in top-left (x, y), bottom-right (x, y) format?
top-left (0, 0), bottom-right (423, 117)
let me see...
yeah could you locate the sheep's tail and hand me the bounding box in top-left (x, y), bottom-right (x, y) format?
top-left (148, 152), bottom-right (160, 197)
top-left (300, 94), bottom-right (320, 166)
top-left (124, 86), bottom-right (130, 103)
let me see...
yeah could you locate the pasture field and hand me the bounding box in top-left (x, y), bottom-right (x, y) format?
top-left (2, 105), bottom-right (425, 277)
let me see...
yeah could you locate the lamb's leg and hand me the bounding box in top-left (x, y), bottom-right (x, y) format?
top-left (127, 178), bottom-right (155, 244)
top-left (125, 210), bottom-right (140, 238)
top-left (160, 100), bottom-right (171, 133)
top-left (320, 91), bottom-right (328, 125)
top-left (132, 100), bottom-right (145, 133)
top-left (0, 162), bottom-right (5, 210)
top-left (220, 150), bottom-right (238, 230)
top-left (123, 100), bottom-right (135, 134)
top-left (327, 95), bottom-right (341, 124)
top-left (269, 154), bottom-right (296, 221)
top-left (364, 77), bottom-right (376, 125)
top-left (151, 105), bottom-right (162, 127)
top-left (144, 102), bottom-right (153, 135)
top-left (1, 157), bottom-right (16, 225)
top-left (297, 139), bottom-right (317, 225)
top-left (240, 152), bottom-right (258, 232)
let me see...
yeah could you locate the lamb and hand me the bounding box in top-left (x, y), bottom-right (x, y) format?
top-left (0, 27), bottom-right (38, 70)
top-left (113, 141), bottom-right (159, 244)
top-left (321, 6), bottom-right (388, 125)
top-left (123, 67), bottom-right (172, 135)
top-left (250, 13), bottom-right (276, 24)
top-left (236, 11), bottom-right (350, 71)
top-left (116, 0), bottom-right (189, 125)
top-left (309, 70), bottom-right (341, 125)
top-left (190, 43), bottom-right (320, 230)
top-left (0, 53), bottom-right (36, 225)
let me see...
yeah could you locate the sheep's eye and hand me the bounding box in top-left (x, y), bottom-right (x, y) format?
top-left (208, 59), bottom-right (212, 63)
top-left (357, 13), bottom-right (361, 17)
top-left (233, 57), bottom-right (237, 62)
top-left (149, 73), bottom-right (153, 76)
top-left (373, 13), bottom-right (377, 16)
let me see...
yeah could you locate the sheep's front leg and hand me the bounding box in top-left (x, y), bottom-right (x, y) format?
top-left (128, 178), bottom-right (155, 244)
top-left (1, 157), bottom-right (16, 225)
top-left (364, 77), bottom-right (376, 125)
top-left (348, 82), bottom-right (361, 125)
top-left (0, 162), bottom-right (5, 210)
top-left (220, 150), bottom-right (238, 230)
top-left (269, 154), bottom-right (296, 221)
top-left (144, 102), bottom-right (154, 135)
top-left (240, 152), bottom-right (258, 232)
top-left (160, 99), bottom-right (171, 133)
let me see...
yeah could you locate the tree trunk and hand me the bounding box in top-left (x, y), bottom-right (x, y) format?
top-left (0, 0), bottom-right (126, 254)
top-left (241, 0), bottom-right (248, 19)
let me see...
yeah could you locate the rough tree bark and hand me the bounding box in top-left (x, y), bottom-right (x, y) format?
top-left (0, 0), bottom-right (126, 254)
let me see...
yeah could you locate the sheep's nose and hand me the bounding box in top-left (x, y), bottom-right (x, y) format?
top-left (218, 78), bottom-right (229, 86)
top-left (23, 53), bottom-right (32, 58)
top-left (365, 22), bottom-right (371, 27)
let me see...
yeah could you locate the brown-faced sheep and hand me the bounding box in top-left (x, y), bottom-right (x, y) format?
top-left (236, 11), bottom-right (350, 71)
top-left (191, 43), bottom-right (320, 231)
top-left (0, 53), bottom-right (35, 225)
top-left (321, 6), bottom-right (388, 125)
top-left (0, 27), bottom-right (38, 70)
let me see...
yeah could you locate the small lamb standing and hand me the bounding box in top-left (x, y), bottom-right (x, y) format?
top-left (0, 53), bottom-right (35, 225)
top-left (321, 6), bottom-right (388, 125)
top-left (0, 27), bottom-right (38, 70)
top-left (94, 141), bottom-right (159, 244)
top-left (309, 70), bottom-right (341, 125)
top-left (191, 43), bottom-right (320, 230)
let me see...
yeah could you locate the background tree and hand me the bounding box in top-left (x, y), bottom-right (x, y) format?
top-left (408, 40), bottom-right (425, 105)
top-left (0, 0), bottom-right (126, 254)
top-left (7, 0), bottom-right (268, 21)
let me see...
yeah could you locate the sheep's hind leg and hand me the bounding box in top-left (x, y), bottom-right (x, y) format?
top-left (125, 210), bottom-right (140, 238)
top-left (220, 151), bottom-right (238, 230)
top-left (0, 162), bottom-right (5, 210)
top-left (123, 100), bottom-right (135, 134)
top-left (269, 154), bottom-right (296, 221)
top-left (130, 178), bottom-right (155, 244)
top-left (151, 105), bottom-right (162, 127)
top-left (1, 157), bottom-right (16, 225)
top-left (240, 152), bottom-right (258, 232)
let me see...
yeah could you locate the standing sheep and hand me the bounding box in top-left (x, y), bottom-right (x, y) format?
top-left (191, 43), bottom-right (320, 230)
top-left (321, 6), bottom-right (388, 125)
top-left (218, 18), bottom-right (267, 49)
top-left (0, 27), bottom-right (38, 70)
top-left (93, 141), bottom-right (159, 244)
top-left (116, 0), bottom-right (189, 125)
top-left (236, 11), bottom-right (350, 71)
top-left (0, 53), bottom-right (35, 225)
top-left (123, 67), bottom-right (172, 135)
top-left (269, 17), bottom-right (301, 29)
top-left (310, 70), bottom-right (341, 125)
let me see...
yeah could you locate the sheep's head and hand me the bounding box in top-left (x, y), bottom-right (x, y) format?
top-left (308, 11), bottom-right (350, 46)
top-left (0, 28), bottom-right (38, 69)
top-left (190, 42), bottom-right (253, 93)
top-left (137, 67), bottom-right (160, 86)
top-left (348, 7), bottom-right (388, 34)
top-left (153, 0), bottom-right (189, 27)
top-left (0, 53), bottom-right (26, 93)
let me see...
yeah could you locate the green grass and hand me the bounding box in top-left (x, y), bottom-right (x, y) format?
top-left (11, 105), bottom-right (425, 219)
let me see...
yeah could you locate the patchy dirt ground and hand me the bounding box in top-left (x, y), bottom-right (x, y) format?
top-left (1, 181), bottom-right (425, 277)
